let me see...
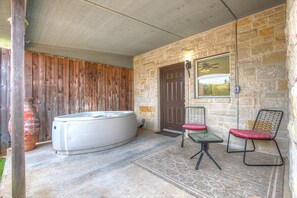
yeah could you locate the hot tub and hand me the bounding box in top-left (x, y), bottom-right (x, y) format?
top-left (52, 111), bottom-right (137, 155)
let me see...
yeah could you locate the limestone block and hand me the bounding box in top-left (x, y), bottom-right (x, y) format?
top-left (262, 51), bottom-right (286, 64)
top-left (208, 109), bottom-right (236, 117)
top-left (239, 97), bottom-right (254, 106)
top-left (250, 37), bottom-right (261, 45)
top-left (256, 137), bottom-right (288, 156)
top-left (247, 120), bottom-right (255, 129)
top-left (145, 119), bottom-right (156, 130)
top-left (264, 92), bottom-right (288, 98)
top-left (222, 118), bottom-right (237, 127)
top-left (277, 128), bottom-right (289, 139)
top-left (134, 58), bottom-right (140, 65)
top-left (275, 41), bottom-right (286, 50)
top-left (206, 116), bottom-right (218, 125)
top-left (256, 64), bottom-right (285, 80)
top-left (260, 27), bottom-right (274, 36)
top-left (268, 11), bottom-right (286, 26)
top-left (193, 35), bottom-right (205, 44)
top-left (238, 91), bottom-right (256, 98)
top-left (239, 57), bottom-right (261, 67)
top-left (205, 33), bottom-right (215, 44)
top-left (252, 17), bottom-right (267, 28)
top-left (242, 67), bottom-right (256, 79)
top-left (192, 98), bottom-right (231, 104)
top-left (239, 107), bottom-right (253, 119)
top-left (195, 49), bottom-right (209, 59)
top-left (239, 29), bottom-right (258, 42)
top-left (261, 35), bottom-right (274, 43)
top-left (220, 116), bottom-right (238, 125)
top-left (275, 22), bottom-right (286, 36)
top-left (238, 24), bottom-right (253, 33)
top-left (258, 98), bottom-right (288, 108)
top-left (139, 106), bottom-right (155, 113)
top-left (277, 80), bottom-right (288, 91)
top-left (140, 57), bottom-right (147, 63)
top-left (242, 81), bottom-right (265, 91)
top-left (238, 17), bottom-right (252, 26)
top-left (275, 34), bottom-right (286, 43)
top-left (213, 42), bottom-right (230, 50)
top-left (251, 42), bottom-right (274, 55)
top-left (238, 47), bottom-right (251, 60)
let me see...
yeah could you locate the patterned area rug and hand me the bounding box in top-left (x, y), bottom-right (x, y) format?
top-left (134, 140), bottom-right (284, 198)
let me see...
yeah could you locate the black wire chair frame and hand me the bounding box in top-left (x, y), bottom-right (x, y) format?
top-left (227, 109), bottom-right (284, 166)
top-left (181, 106), bottom-right (206, 147)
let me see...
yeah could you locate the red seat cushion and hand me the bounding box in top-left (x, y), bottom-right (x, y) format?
top-left (182, 123), bottom-right (207, 130)
top-left (229, 128), bottom-right (273, 140)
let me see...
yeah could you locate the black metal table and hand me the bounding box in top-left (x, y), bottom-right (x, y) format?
top-left (188, 132), bottom-right (223, 170)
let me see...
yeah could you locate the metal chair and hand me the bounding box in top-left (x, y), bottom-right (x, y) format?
top-left (181, 106), bottom-right (207, 147)
top-left (227, 109), bottom-right (284, 166)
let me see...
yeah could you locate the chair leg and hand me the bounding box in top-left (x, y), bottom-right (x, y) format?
top-left (243, 139), bottom-right (284, 166)
top-left (243, 139), bottom-right (248, 165)
top-left (226, 132), bottom-right (231, 152)
top-left (251, 139), bottom-right (256, 151)
top-left (274, 139), bottom-right (284, 165)
top-left (181, 130), bottom-right (185, 147)
top-left (226, 133), bottom-right (255, 153)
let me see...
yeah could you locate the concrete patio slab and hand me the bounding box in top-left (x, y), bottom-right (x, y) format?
top-left (0, 129), bottom-right (193, 197)
top-left (0, 128), bottom-right (289, 197)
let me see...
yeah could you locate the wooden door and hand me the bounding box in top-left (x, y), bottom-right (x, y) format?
top-left (160, 63), bottom-right (185, 132)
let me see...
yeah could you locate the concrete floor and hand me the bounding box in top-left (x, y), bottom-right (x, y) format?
top-left (0, 128), bottom-right (290, 197)
top-left (0, 129), bottom-right (194, 197)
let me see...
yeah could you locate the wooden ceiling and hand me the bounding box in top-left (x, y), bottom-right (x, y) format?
top-left (0, 0), bottom-right (285, 67)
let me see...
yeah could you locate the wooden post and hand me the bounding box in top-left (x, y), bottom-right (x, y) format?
top-left (11, 0), bottom-right (26, 197)
top-left (0, 49), bottom-right (11, 156)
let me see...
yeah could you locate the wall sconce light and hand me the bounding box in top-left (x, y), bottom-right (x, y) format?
top-left (184, 54), bottom-right (192, 77)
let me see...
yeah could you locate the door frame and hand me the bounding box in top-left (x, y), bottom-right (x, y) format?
top-left (159, 62), bottom-right (185, 131)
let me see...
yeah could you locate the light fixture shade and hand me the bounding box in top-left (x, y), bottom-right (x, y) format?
top-left (185, 54), bottom-right (192, 61)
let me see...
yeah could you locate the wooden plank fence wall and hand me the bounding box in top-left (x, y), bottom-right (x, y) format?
top-left (0, 49), bottom-right (134, 154)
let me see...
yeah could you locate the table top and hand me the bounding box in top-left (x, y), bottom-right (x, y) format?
top-left (188, 132), bottom-right (223, 143)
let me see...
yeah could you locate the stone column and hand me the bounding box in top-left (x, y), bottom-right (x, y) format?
top-left (285, 0), bottom-right (297, 197)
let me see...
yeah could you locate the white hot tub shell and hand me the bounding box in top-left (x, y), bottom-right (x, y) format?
top-left (52, 111), bottom-right (137, 155)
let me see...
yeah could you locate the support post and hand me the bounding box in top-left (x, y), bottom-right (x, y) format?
top-left (11, 0), bottom-right (26, 197)
top-left (0, 49), bottom-right (11, 156)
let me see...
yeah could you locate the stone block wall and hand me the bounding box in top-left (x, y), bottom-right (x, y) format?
top-left (285, 0), bottom-right (297, 196)
top-left (134, 4), bottom-right (289, 155)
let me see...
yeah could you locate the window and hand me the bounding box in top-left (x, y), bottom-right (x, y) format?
top-left (195, 54), bottom-right (230, 97)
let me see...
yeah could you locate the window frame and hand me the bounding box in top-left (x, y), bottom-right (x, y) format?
top-left (195, 53), bottom-right (231, 98)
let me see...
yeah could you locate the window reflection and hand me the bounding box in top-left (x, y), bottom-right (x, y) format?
top-left (196, 54), bottom-right (230, 97)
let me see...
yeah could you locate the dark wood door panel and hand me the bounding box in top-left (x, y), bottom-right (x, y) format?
top-left (176, 81), bottom-right (184, 102)
top-left (160, 63), bottom-right (185, 131)
top-left (176, 107), bottom-right (184, 124)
